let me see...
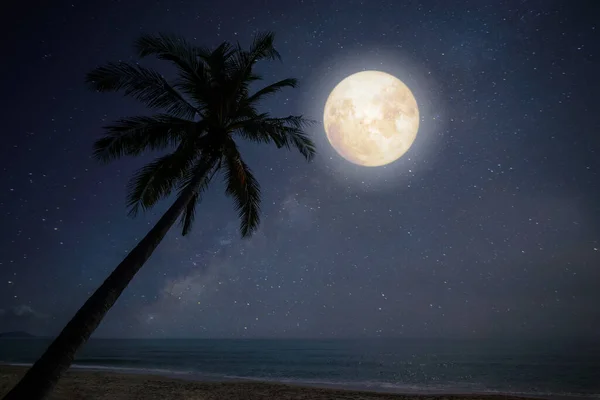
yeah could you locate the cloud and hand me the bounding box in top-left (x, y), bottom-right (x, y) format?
top-left (0, 305), bottom-right (50, 333)
top-left (2, 305), bottom-right (48, 319)
top-left (13, 305), bottom-right (35, 316)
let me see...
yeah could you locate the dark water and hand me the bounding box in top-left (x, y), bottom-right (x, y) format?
top-left (1, 338), bottom-right (598, 397)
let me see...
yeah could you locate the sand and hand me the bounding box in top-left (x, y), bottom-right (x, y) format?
top-left (0, 365), bottom-right (542, 400)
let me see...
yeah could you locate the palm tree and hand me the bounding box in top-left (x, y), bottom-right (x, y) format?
top-left (3, 31), bottom-right (315, 400)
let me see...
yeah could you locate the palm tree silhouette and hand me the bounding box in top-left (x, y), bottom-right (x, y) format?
top-left (3, 31), bottom-right (315, 400)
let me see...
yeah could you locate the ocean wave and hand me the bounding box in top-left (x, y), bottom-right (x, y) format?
top-left (4, 362), bottom-right (598, 399)
top-left (4, 362), bottom-right (195, 376)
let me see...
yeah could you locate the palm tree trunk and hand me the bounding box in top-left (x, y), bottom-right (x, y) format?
top-left (2, 185), bottom-right (199, 400)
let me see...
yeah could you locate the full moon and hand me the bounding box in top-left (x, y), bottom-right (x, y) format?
top-left (323, 71), bottom-right (420, 167)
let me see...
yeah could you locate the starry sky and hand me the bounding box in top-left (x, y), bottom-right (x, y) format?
top-left (1, 0), bottom-right (599, 339)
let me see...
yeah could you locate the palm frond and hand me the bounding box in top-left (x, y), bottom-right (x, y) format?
top-left (93, 114), bottom-right (197, 163)
top-left (126, 147), bottom-right (196, 216)
top-left (205, 41), bottom-right (236, 79)
top-left (277, 126), bottom-right (317, 161)
top-left (248, 31), bottom-right (281, 62)
top-left (223, 143), bottom-right (261, 237)
top-left (234, 115), bottom-right (317, 161)
top-left (228, 31), bottom-right (278, 78)
top-left (224, 31), bottom-right (279, 111)
top-left (177, 157), bottom-right (220, 235)
top-left (85, 62), bottom-right (198, 119)
top-left (135, 33), bottom-right (205, 77)
top-left (173, 70), bottom-right (211, 112)
top-left (246, 78), bottom-right (297, 105)
top-left (135, 33), bottom-right (215, 111)
top-left (177, 157), bottom-right (217, 192)
top-left (205, 41), bottom-right (236, 63)
top-left (179, 192), bottom-right (198, 236)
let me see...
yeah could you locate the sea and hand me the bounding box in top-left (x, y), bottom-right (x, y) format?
top-left (1, 338), bottom-right (599, 398)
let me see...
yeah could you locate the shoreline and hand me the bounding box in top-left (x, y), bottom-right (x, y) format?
top-left (0, 364), bottom-right (561, 400)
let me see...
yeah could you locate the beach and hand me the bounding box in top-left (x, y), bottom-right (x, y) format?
top-left (0, 365), bottom-right (545, 400)
top-left (2, 338), bottom-right (597, 399)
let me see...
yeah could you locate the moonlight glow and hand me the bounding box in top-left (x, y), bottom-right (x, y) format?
top-left (323, 71), bottom-right (420, 167)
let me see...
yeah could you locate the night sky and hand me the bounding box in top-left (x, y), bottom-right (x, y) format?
top-left (1, 0), bottom-right (599, 339)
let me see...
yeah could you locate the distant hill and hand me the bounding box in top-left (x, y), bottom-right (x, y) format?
top-left (0, 331), bottom-right (36, 338)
